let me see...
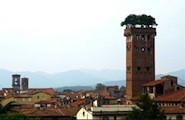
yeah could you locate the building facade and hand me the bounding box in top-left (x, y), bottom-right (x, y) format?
top-left (143, 75), bottom-right (184, 98)
top-left (77, 105), bottom-right (134, 120)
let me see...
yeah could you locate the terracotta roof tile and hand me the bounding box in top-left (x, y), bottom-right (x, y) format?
top-left (143, 79), bottom-right (168, 86)
top-left (29, 88), bottom-right (56, 96)
top-left (161, 106), bottom-right (185, 114)
top-left (22, 108), bottom-right (65, 117)
top-left (155, 88), bottom-right (185, 102)
top-left (60, 108), bottom-right (80, 117)
top-left (14, 90), bottom-right (52, 98)
top-left (19, 108), bottom-right (79, 117)
top-left (97, 90), bottom-right (117, 100)
top-left (69, 99), bottom-right (85, 107)
top-left (35, 99), bottom-right (57, 104)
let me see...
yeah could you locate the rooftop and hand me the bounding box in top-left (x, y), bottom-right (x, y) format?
top-left (142, 79), bottom-right (168, 87)
top-left (91, 105), bottom-right (135, 112)
top-left (161, 106), bottom-right (185, 114)
top-left (155, 88), bottom-right (185, 102)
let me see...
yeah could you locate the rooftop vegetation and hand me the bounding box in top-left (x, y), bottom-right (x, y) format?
top-left (121, 14), bottom-right (158, 28)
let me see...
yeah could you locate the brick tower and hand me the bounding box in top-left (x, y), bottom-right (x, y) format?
top-left (21, 77), bottom-right (29, 91)
top-left (124, 27), bottom-right (156, 99)
top-left (12, 74), bottom-right (21, 93)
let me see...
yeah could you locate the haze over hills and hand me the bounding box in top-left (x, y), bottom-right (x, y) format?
top-left (0, 69), bottom-right (184, 89)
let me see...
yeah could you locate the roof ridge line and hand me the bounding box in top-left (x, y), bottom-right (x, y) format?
top-left (177, 95), bottom-right (185, 101)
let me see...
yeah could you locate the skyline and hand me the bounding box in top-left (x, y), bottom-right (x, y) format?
top-left (0, 0), bottom-right (185, 74)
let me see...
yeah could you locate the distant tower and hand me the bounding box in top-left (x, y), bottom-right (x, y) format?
top-left (21, 77), bottom-right (29, 91)
top-left (124, 27), bottom-right (156, 99)
top-left (12, 74), bottom-right (21, 93)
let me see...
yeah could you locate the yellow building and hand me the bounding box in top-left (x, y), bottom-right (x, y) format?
top-left (0, 96), bottom-right (14, 107)
top-left (13, 91), bottom-right (52, 105)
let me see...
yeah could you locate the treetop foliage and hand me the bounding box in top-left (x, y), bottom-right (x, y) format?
top-left (121, 14), bottom-right (158, 28)
top-left (0, 102), bottom-right (28, 119)
top-left (95, 83), bottom-right (105, 90)
top-left (126, 93), bottom-right (165, 120)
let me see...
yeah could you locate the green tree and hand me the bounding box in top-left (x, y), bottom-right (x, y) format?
top-left (121, 14), bottom-right (157, 28)
top-left (0, 102), bottom-right (28, 119)
top-left (63, 89), bottom-right (73, 92)
top-left (120, 86), bottom-right (125, 91)
top-left (126, 93), bottom-right (165, 120)
top-left (0, 113), bottom-right (28, 120)
top-left (95, 83), bottom-right (105, 90)
top-left (0, 101), bottom-right (15, 114)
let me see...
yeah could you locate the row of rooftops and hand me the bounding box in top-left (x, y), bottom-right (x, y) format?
top-left (143, 75), bottom-right (178, 87)
top-left (0, 74), bottom-right (184, 118)
top-left (155, 88), bottom-right (185, 102)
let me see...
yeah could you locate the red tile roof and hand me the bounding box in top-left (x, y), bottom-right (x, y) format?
top-left (161, 106), bottom-right (185, 114)
top-left (35, 99), bottom-right (57, 104)
top-left (29, 88), bottom-right (56, 96)
top-left (14, 90), bottom-right (52, 98)
top-left (69, 99), bottom-right (85, 107)
top-left (143, 79), bottom-right (168, 87)
top-left (19, 107), bottom-right (79, 117)
top-left (22, 108), bottom-right (65, 117)
top-left (97, 90), bottom-right (116, 100)
top-left (155, 88), bottom-right (185, 102)
top-left (60, 108), bottom-right (80, 117)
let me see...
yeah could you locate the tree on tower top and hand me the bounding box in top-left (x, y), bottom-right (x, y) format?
top-left (121, 14), bottom-right (158, 28)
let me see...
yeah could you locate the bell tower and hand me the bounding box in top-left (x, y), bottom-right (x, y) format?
top-left (124, 27), bottom-right (156, 99)
top-left (21, 77), bottom-right (29, 91)
top-left (12, 74), bottom-right (21, 93)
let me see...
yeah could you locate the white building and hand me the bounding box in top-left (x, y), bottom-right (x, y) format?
top-left (77, 105), bottom-right (134, 120)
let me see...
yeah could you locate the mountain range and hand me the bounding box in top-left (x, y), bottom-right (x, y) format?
top-left (0, 69), bottom-right (184, 89)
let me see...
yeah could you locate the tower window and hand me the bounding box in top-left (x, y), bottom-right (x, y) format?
top-left (146, 67), bottom-right (150, 71)
top-left (127, 66), bottom-right (131, 72)
top-left (142, 35), bottom-right (145, 40)
top-left (147, 47), bottom-right (150, 51)
top-left (127, 45), bottom-right (131, 51)
top-left (136, 47), bottom-right (139, 51)
top-left (141, 47), bottom-right (145, 51)
top-left (147, 35), bottom-right (150, 40)
top-left (136, 35), bottom-right (139, 39)
top-left (137, 66), bottom-right (141, 71)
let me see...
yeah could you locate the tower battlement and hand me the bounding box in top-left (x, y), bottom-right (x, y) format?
top-left (124, 27), bottom-right (156, 37)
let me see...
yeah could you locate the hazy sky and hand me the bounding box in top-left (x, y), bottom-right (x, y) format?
top-left (0, 0), bottom-right (184, 74)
